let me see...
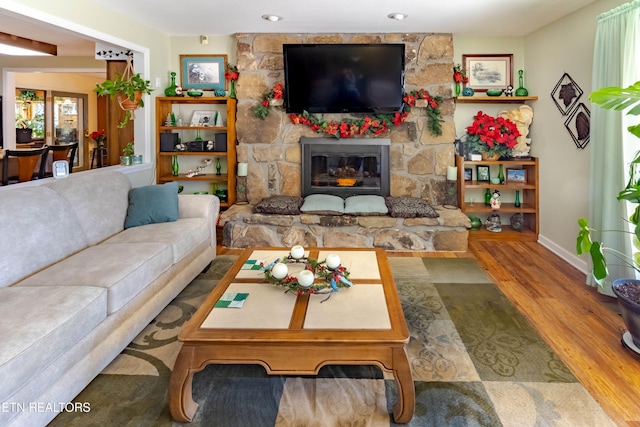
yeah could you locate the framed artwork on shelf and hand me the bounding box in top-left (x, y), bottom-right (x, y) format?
top-left (190, 111), bottom-right (217, 127)
top-left (476, 165), bottom-right (490, 182)
top-left (506, 168), bottom-right (526, 183)
top-left (180, 54), bottom-right (227, 90)
top-left (464, 168), bottom-right (473, 181)
top-left (463, 54), bottom-right (513, 92)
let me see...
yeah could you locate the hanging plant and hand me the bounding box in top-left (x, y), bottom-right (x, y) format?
top-left (94, 59), bottom-right (154, 128)
top-left (254, 84), bottom-right (443, 138)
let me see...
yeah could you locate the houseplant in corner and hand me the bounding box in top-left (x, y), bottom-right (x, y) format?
top-left (576, 81), bottom-right (640, 351)
top-left (94, 60), bottom-right (153, 128)
top-left (120, 140), bottom-right (135, 166)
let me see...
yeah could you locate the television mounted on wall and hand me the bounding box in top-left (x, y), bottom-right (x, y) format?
top-left (283, 44), bottom-right (405, 114)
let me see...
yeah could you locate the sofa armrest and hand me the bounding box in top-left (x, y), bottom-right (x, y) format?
top-left (178, 194), bottom-right (220, 255)
top-left (178, 194), bottom-right (220, 219)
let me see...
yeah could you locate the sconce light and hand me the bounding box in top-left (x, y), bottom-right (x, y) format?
top-left (0, 32), bottom-right (57, 56)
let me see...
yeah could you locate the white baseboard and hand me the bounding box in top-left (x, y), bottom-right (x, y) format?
top-left (538, 234), bottom-right (588, 274)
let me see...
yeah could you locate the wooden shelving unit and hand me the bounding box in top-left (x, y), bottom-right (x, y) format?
top-left (455, 95), bottom-right (538, 103)
top-left (155, 96), bottom-right (237, 208)
top-left (456, 156), bottom-right (539, 241)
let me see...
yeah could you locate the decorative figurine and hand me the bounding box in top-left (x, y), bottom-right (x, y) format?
top-left (462, 87), bottom-right (475, 97)
top-left (510, 213), bottom-right (524, 232)
top-left (186, 159), bottom-right (213, 178)
top-left (504, 85), bottom-right (514, 97)
top-left (498, 105), bottom-right (534, 158)
top-left (485, 213), bottom-right (502, 232)
top-left (490, 190), bottom-right (501, 210)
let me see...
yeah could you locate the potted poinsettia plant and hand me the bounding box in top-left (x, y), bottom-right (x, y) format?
top-left (465, 111), bottom-right (520, 160)
top-left (576, 81), bottom-right (640, 349)
top-left (94, 61), bottom-right (153, 128)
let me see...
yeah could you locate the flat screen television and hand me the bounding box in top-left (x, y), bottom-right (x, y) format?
top-left (283, 44), bottom-right (405, 114)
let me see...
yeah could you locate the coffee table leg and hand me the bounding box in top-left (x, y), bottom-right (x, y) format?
top-left (169, 345), bottom-right (199, 422)
top-left (391, 346), bottom-right (415, 423)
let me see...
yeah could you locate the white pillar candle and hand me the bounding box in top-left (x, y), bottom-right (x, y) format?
top-left (297, 269), bottom-right (315, 288)
top-left (325, 253), bottom-right (341, 269)
top-left (270, 262), bottom-right (288, 280)
top-left (290, 245), bottom-right (305, 259)
top-left (447, 166), bottom-right (458, 181)
top-left (237, 162), bottom-right (248, 177)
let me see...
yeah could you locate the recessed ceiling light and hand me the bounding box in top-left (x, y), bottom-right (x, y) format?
top-left (387, 13), bottom-right (408, 20)
top-left (262, 14), bottom-right (283, 22)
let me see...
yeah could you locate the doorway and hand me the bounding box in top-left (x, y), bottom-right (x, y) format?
top-left (52, 92), bottom-right (88, 170)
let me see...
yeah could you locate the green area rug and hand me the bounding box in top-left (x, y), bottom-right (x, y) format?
top-left (49, 256), bottom-right (614, 426)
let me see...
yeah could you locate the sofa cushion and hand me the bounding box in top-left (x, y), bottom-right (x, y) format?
top-left (344, 195), bottom-right (388, 216)
top-left (300, 194), bottom-right (344, 215)
top-left (0, 286), bottom-right (107, 403)
top-left (124, 182), bottom-right (179, 229)
top-left (104, 218), bottom-right (209, 263)
top-left (46, 170), bottom-right (131, 245)
top-left (254, 195), bottom-right (304, 215)
top-left (15, 242), bottom-right (173, 314)
top-left (385, 196), bottom-right (440, 218)
top-left (0, 186), bottom-right (89, 288)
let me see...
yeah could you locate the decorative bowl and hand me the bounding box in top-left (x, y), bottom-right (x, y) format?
top-left (214, 89), bottom-right (226, 97)
top-left (486, 89), bottom-right (503, 97)
top-left (187, 89), bottom-right (203, 98)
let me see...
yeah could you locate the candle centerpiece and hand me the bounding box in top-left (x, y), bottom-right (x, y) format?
top-left (261, 248), bottom-right (353, 299)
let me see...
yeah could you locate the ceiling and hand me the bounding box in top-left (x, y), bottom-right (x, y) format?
top-left (0, 0), bottom-right (597, 58)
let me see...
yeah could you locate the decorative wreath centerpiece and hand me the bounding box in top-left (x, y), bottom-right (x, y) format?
top-left (253, 83), bottom-right (444, 138)
top-left (261, 248), bottom-right (353, 300)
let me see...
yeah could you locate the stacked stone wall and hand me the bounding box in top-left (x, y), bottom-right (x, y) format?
top-left (234, 33), bottom-right (457, 205)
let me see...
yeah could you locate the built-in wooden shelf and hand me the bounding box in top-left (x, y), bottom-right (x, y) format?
top-left (455, 96), bottom-right (538, 103)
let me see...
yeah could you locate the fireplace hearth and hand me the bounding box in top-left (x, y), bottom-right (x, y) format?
top-left (301, 137), bottom-right (390, 197)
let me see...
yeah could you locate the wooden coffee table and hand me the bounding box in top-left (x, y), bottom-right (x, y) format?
top-left (168, 247), bottom-right (414, 423)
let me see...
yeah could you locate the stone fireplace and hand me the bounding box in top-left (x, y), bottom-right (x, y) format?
top-left (301, 137), bottom-right (390, 197)
top-left (233, 32), bottom-right (457, 206)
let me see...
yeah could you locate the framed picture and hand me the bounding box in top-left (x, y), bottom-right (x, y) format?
top-left (476, 165), bottom-right (490, 182)
top-left (190, 110), bottom-right (217, 127)
top-left (463, 54), bottom-right (513, 92)
top-left (180, 54), bottom-right (227, 90)
top-left (464, 168), bottom-right (473, 181)
top-left (506, 168), bottom-right (527, 183)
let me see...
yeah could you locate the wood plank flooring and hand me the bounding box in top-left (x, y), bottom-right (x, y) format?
top-left (217, 241), bottom-right (640, 426)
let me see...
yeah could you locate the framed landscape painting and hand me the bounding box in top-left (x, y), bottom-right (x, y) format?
top-left (463, 54), bottom-right (513, 92)
top-left (180, 54), bottom-right (227, 91)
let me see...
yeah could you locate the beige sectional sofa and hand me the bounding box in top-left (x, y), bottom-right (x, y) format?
top-left (0, 169), bottom-right (219, 427)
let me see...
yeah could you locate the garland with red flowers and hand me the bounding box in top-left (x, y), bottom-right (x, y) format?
top-left (253, 84), bottom-right (443, 138)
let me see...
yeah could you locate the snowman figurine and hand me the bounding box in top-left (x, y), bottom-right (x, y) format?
top-left (490, 190), bottom-right (501, 210)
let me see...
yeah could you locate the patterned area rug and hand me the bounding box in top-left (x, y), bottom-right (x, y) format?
top-left (49, 256), bottom-right (614, 427)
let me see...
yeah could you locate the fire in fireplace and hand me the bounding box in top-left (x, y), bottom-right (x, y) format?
top-left (301, 137), bottom-right (390, 197)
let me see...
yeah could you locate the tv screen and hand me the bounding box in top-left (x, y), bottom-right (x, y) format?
top-left (283, 44), bottom-right (405, 114)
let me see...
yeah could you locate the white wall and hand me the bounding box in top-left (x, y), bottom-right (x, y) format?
top-left (524, 0), bottom-right (627, 270)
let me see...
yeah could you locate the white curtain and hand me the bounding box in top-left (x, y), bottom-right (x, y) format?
top-left (589, 0), bottom-right (640, 295)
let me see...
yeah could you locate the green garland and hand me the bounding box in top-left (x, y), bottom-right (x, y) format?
top-left (253, 84), bottom-right (444, 138)
top-left (263, 258), bottom-right (353, 296)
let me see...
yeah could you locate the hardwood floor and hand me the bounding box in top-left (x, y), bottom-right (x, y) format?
top-left (217, 241), bottom-right (640, 426)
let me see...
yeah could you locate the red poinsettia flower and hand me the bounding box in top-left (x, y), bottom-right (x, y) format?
top-left (466, 111), bottom-right (520, 157)
top-left (225, 64), bottom-right (239, 81)
top-left (453, 64), bottom-right (469, 84)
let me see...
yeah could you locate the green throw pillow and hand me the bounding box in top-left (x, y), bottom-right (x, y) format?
top-left (344, 195), bottom-right (388, 216)
top-left (124, 181), bottom-right (179, 229)
top-left (300, 194), bottom-right (344, 215)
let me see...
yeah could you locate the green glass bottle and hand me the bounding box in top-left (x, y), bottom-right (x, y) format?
top-left (498, 164), bottom-right (505, 183)
top-left (215, 158), bottom-right (222, 175)
top-left (195, 130), bottom-right (202, 141)
top-left (165, 71), bottom-right (178, 97)
top-left (515, 70), bottom-right (529, 96)
top-left (484, 188), bottom-right (491, 206)
top-left (514, 190), bottom-right (521, 208)
top-left (171, 155), bottom-right (179, 176)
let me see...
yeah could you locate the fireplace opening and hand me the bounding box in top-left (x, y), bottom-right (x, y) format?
top-left (301, 137), bottom-right (390, 197)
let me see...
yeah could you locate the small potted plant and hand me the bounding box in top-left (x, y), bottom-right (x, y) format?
top-left (120, 140), bottom-right (135, 166)
top-left (576, 81), bottom-right (640, 350)
top-left (15, 115), bottom-right (33, 143)
top-left (94, 61), bottom-right (153, 128)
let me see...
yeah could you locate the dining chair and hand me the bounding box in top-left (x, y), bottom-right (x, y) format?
top-left (1, 146), bottom-right (49, 185)
top-left (46, 142), bottom-right (78, 175)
